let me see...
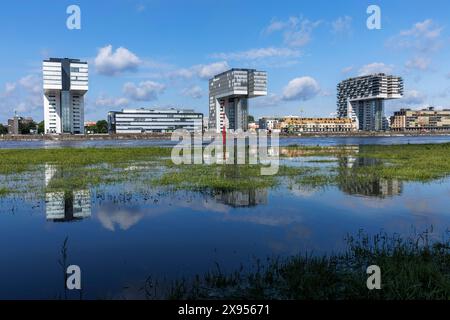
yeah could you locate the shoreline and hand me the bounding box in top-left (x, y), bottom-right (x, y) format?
top-left (1, 131), bottom-right (450, 141)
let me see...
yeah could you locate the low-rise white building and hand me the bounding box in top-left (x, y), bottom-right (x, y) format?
top-left (108, 108), bottom-right (203, 133)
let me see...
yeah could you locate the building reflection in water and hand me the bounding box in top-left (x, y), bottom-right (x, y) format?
top-left (213, 189), bottom-right (268, 208)
top-left (336, 156), bottom-right (403, 198)
top-left (44, 164), bottom-right (92, 222)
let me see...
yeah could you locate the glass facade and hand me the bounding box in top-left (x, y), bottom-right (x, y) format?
top-left (61, 91), bottom-right (71, 133)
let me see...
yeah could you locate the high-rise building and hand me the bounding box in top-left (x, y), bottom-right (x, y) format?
top-left (43, 58), bottom-right (88, 134)
top-left (337, 73), bottom-right (403, 131)
top-left (209, 69), bottom-right (267, 132)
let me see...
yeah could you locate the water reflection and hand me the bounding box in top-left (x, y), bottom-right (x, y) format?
top-left (45, 190), bottom-right (91, 222)
top-left (336, 156), bottom-right (403, 198)
top-left (44, 164), bottom-right (92, 222)
top-left (213, 189), bottom-right (268, 207)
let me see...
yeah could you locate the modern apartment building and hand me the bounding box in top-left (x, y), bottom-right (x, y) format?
top-left (390, 107), bottom-right (450, 131)
top-left (337, 73), bottom-right (403, 131)
top-left (281, 117), bottom-right (357, 133)
top-left (43, 58), bottom-right (88, 134)
top-left (108, 108), bottom-right (203, 134)
top-left (209, 69), bottom-right (267, 132)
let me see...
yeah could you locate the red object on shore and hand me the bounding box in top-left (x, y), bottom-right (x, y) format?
top-left (222, 126), bottom-right (226, 160)
top-left (222, 126), bottom-right (226, 145)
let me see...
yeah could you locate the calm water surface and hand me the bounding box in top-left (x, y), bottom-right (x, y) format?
top-left (0, 136), bottom-right (449, 299)
top-left (1, 135), bottom-right (450, 149)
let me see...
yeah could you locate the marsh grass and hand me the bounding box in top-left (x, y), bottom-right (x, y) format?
top-left (284, 143), bottom-right (450, 190)
top-left (151, 164), bottom-right (317, 191)
top-left (164, 229), bottom-right (450, 300)
top-left (0, 147), bottom-right (171, 175)
top-left (0, 143), bottom-right (449, 197)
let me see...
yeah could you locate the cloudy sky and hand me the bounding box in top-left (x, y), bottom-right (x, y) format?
top-left (0, 0), bottom-right (449, 123)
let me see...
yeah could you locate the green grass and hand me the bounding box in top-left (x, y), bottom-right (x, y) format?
top-left (0, 188), bottom-right (11, 196)
top-left (0, 143), bottom-right (449, 197)
top-left (283, 143), bottom-right (450, 189)
top-left (151, 164), bottom-right (316, 191)
top-left (0, 147), bottom-right (171, 175)
top-left (162, 230), bottom-right (450, 300)
top-left (357, 143), bottom-right (450, 181)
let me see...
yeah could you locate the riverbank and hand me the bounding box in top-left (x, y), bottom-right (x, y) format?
top-left (1, 131), bottom-right (450, 141)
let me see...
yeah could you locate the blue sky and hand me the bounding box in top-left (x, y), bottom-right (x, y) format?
top-left (1, 0), bottom-right (450, 123)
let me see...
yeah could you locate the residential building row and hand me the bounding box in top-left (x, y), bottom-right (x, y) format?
top-left (258, 116), bottom-right (357, 133)
top-left (390, 107), bottom-right (450, 131)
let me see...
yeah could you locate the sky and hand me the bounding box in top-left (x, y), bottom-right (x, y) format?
top-left (0, 0), bottom-right (450, 123)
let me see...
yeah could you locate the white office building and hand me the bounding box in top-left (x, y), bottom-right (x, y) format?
top-left (337, 73), bottom-right (403, 131)
top-left (209, 69), bottom-right (267, 132)
top-left (43, 58), bottom-right (88, 134)
top-left (108, 108), bottom-right (203, 133)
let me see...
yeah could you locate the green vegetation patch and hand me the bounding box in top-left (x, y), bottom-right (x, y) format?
top-left (164, 230), bottom-right (450, 300)
top-left (152, 164), bottom-right (316, 191)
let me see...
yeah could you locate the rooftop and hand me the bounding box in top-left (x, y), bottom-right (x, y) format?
top-left (43, 58), bottom-right (87, 64)
top-left (211, 68), bottom-right (266, 79)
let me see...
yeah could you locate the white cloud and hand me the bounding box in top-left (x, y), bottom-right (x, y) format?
top-left (332, 16), bottom-right (352, 35)
top-left (263, 16), bottom-right (322, 47)
top-left (387, 19), bottom-right (444, 53)
top-left (282, 76), bottom-right (320, 101)
top-left (3, 82), bottom-right (17, 96)
top-left (399, 19), bottom-right (442, 38)
top-left (405, 57), bottom-right (431, 71)
top-left (341, 66), bottom-right (354, 74)
top-left (181, 85), bottom-right (203, 99)
top-left (95, 45), bottom-right (142, 76)
top-left (97, 208), bottom-right (144, 231)
top-left (358, 62), bottom-right (394, 76)
top-left (196, 61), bottom-right (230, 79)
top-left (402, 90), bottom-right (427, 105)
top-left (0, 74), bottom-right (42, 119)
top-left (170, 61), bottom-right (229, 80)
top-left (211, 47), bottom-right (301, 61)
top-left (18, 75), bottom-right (41, 94)
top-left (263, 18), bottom-right (291, 35)
top-left (95, 95), bottom-right (129, 107)
top-left (123, 80), bottom-right (166, 101)
top-left (252, 93), bottom-right (282, 108)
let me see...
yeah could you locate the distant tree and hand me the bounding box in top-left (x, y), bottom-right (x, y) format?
top-left (19, 120), bottom-right (37, 134)
top-left (248, 115), bottom-right (255, 123)
top-left (38, 121), bottom-right (45, 134)
top-left (0, 124), bottom-right (8, 134)
top-left (95, 120), bottom-right (108, 134)
top-left (85, 125), bottom-right (97, 134)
